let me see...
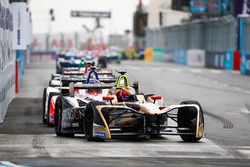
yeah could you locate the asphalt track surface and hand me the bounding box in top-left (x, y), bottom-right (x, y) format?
top-left (0, 60), bottom-right (250, 167)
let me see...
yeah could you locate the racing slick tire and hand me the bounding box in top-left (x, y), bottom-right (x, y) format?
top-left (54, 97), bottom-right (75, 137)
top-left (42, 88), bottom-right (47, 124)
top-left (84, 102), bottom-right (107, 141)
top-left (177, 101), bottom-right (204, 142)
top-left (47, 92), bottom-right (60, 127)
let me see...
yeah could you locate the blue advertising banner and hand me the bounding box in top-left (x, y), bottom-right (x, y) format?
top-left (240, 52), bottom-right (247, 75)
top-left (190, 0), bottom-right (207, 13)
top-left (221, 0), bottom-right (232, 14)
top-left (225, 51), bottom-right (233, 70)
top-left (174, 49), bottom-right (187, 65)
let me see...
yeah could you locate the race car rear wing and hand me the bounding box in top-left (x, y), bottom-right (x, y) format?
top-left (61, 77), bottom-right (116, 86)
top-left (63, 70), bottom-right (113, 75)
top-left (73, 83), bottom-right (114, 89)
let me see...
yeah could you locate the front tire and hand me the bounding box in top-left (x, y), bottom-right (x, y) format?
top-left (84, 102), bottom-right (107, 141)
top-left (177, 101), bottom-right (204, 142)
top-left (54, 97), bottom-right (74, 137)
top-left (84, 102), bottom-right (94, 141)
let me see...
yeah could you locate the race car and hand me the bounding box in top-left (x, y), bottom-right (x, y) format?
top-left (100, 48), bottom-right (121, 64)
top-left (49, 65), bottom-right (115, 87)
top-left (42, 67), bottom-right (116, 127)
top-left (79, 50), bottom-right (107, 69)
top-left (56, 51), bottom-right (82, 74)
top-left (53, 70), bottom-right (205, 142)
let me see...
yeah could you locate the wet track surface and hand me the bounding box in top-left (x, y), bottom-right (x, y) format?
top-left (0, 61), bottom-right (250, 166)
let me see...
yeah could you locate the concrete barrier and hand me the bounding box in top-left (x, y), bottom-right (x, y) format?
top-left (31, 51), bottom-right (57, 62)
top-left (233, 50), bottom-right (240, 71)
top-left (241, 53), bottom-right (250, 76)
top-left (205, 51), bottom-right (225, 69)
top-left (225, 51), bottom-right (233, 70)
top-left (187, 49), bottom-right (205, 67)
top-left (165, 49), bottom-right (175, 63)
top-left (0, 0), bottom-right (15, 123)
top-left (247, 54), bottom-right (250, 76)
top-left (174, 49), bottom-right (187, 65)
top-left (153, 48), bottom-right (165, 62)
top-left (144, 48), bottom-right (153, 62)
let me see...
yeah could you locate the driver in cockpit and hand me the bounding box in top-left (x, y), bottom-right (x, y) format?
top-left (108, 70), bottom-right (137, 102)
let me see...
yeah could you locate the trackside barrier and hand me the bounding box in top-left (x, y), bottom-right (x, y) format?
top-left (225, 51), bottom-right (233, 70)
top-left (0, 0), bottom-right (15, 123)
top-left (144, 48), bottom-right (153, 62)
top-left (240, 52), bottom-right (247, 75)
top-left (205, 52), bottom-right (225, 69)
top-left (165, 49), bottom-right (175, 63)
top-left (31, 51), bottom-right (57, 62)
top-left (187, 50), bottom-right (205, 67)
top-left (174, 49), bottom-right (187, 65)
top-left (153, 48), bottom-right (165, 62)
top-left (233, 50), bottom-right (241, 71)
top-left (247, 54), bottom-right (250, 75)
top-left (15, 50), bottom-right (25, 93)
top-left (240, 53), bottom-right (250, 75)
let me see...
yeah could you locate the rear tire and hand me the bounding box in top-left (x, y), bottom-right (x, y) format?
top-left (42, 88), bottom-right (47, 124)
top-left (177, 101), bottom-right (204, 142)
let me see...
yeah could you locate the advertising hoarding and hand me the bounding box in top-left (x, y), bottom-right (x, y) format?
top-left (0, 0), bottom-right (15, 123)
top-left (11, 2), bottom-right (28, 50)
top-left (190, 0), bottom-right (207, 13)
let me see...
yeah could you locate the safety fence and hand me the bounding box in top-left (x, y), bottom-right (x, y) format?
top-left (145, 15), bottom-right (250, 77)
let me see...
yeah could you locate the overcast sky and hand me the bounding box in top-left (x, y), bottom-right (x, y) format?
top-left (29, 0), bottom-right (150, 36)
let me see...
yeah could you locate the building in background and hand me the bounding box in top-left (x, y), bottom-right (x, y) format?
top-left (147, 0), bottom-right (190, 28)
top-left (133, 0), bottom-right (148, 53)
top-left (171, 0), bottom-right (249, 19)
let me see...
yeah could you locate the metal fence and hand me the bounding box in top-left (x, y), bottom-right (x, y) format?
top-left (241, 16), bottom-right (250, 54)
top-left (146, 15), bottom-right (237, 52)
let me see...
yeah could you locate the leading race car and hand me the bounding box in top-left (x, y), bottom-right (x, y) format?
top-left (54, 70), bottom-right (205, 142)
